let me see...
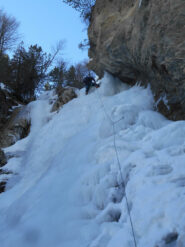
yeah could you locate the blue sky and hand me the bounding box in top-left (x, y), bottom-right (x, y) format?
top-left (0, 0), bottom-right (88, 65)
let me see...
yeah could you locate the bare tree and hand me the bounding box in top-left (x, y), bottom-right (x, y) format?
top-left (0, 9), bottom-right (20, 54)
top-left (44, 40), bottom-right (65, 73)
top-left (50, 40), bottom-right (65, 65)
top-left (78, 38), bottom-right (89, 50)
top-left (62, 0), bottom-right (96, 22)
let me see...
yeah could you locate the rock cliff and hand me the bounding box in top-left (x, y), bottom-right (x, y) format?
top-left (51, 87), bottom-right (77, 112)
top-left (0, 88), bottom-right (22, 129)
top-left (0, 106), bottom-right (31, 148)
top-left (88, 0), bottom-right (185, 120)
top-left (0, 87), bottom-right (31, 192)
top-left (0, 86), bottom-right (31, 149)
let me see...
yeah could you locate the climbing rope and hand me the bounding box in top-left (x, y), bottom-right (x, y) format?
top-left (96, 89), bottom-right (138, 247)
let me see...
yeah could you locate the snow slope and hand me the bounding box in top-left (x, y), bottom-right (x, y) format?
top-left (1, 73), bottom-right (185, 247)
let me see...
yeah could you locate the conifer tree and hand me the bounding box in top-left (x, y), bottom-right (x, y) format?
top-left (49, 61), bottom-right (67, 86)
top-left (10, 43), bottom-right (51, 100)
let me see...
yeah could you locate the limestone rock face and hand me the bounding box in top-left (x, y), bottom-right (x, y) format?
top-left (0, 106), bottom-right (31, 148)
top-left (0, 89), bottom-right (22, 129)
top-left (51, 87), bottom-right (77, 112)
top-left (0, 149), bottom-right (7, 167)
top-left (88, 0), bottom-right (185, 120)
top-left (0, 86), bottom-right (31, 148)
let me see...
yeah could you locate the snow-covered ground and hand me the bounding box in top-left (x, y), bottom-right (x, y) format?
top-left (0, 73), bottom-right (185, 247)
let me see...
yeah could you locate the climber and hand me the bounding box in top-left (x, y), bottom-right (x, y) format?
top-left (83, 76), bottom-right (100, 95)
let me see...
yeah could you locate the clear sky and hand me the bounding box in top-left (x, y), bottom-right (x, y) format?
top-left (0, 0), bottom-right (88, 65)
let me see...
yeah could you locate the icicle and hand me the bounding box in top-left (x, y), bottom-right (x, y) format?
top-left (139, 0), bottom-right (143, 8)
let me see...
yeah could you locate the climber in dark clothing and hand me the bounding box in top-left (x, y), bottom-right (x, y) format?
top-left (83, 76), bottom-right (100, 95)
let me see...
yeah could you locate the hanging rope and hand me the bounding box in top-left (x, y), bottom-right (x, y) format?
top-left (96, 89), bottom-right (137, 247)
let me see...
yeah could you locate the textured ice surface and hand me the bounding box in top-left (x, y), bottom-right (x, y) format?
top-left (0, 73), bottom-right (185, 247)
